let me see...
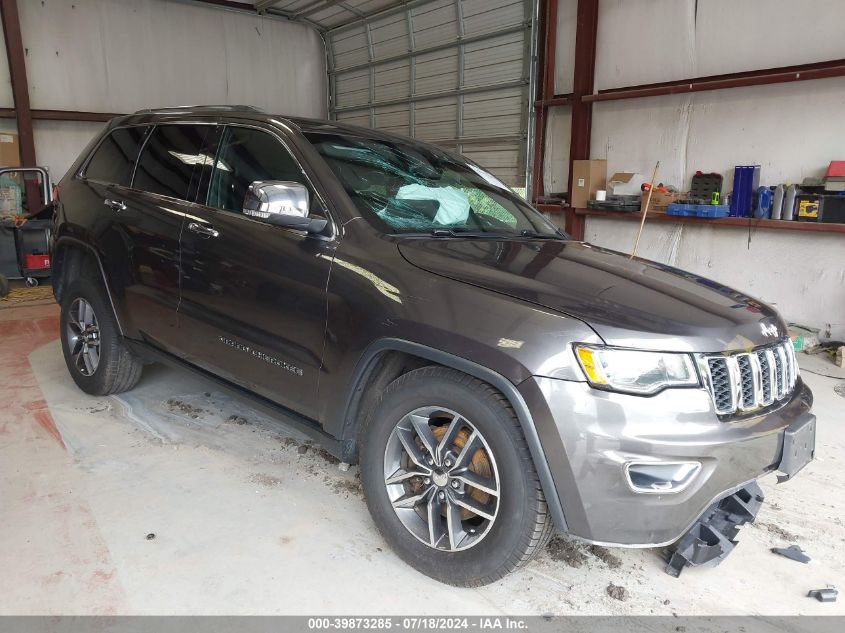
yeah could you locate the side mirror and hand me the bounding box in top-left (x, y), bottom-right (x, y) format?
top-left (242, 181), bottom-right (327, 233)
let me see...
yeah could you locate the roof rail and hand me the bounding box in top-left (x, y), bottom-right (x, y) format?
top-left (133, 105), bottom-right (265, 114)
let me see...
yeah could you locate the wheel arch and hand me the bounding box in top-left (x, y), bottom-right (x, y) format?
top-left (339, 338), bottom-right (568, 531)
top-left (52, 236), bottom-right (125, 336)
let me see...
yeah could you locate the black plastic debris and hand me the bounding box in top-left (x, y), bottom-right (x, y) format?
top-left (664, 482), bottom-right (764, 577)
top-left (146, 533), bottom-right (156, 540)
top-left (771, 544), bottom-right (810, 564)
top-left (807, 587), bottom-right (838, 603)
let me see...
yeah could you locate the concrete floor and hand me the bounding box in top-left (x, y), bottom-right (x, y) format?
top-left (1, 301), bottom-right (843, 616)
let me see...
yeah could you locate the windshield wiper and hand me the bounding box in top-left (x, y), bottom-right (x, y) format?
top-left (430, 228), bottom-right (506, 238)
top-left (399, 228), bottom-right (565, 240)
top-left (519, 229), bottom-right (566, 240)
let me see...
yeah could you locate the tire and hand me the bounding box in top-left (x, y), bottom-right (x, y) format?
top-left (60, 277), bottom-right (142, 395)
top-left (359, 366), bottom-right (554, 586)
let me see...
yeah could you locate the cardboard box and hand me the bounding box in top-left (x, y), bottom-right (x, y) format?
top-left (0, 133), bottom-right (20, 168)
top-left (570, 159), bottom-right (606, 209)
top-left (641, 191), bottom-right (683, 214)
top-left (608, 172), bottom-right (648, 196)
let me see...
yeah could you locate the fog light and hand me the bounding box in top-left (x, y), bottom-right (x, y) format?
top-left (625, 462), bottom-right (701, 493)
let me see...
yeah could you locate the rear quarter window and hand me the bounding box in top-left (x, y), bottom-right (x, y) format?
top-left (84, 126), bottom-right (148, 186)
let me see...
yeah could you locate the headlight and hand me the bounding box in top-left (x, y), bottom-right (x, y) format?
top-left (574, 344), bottom-right (699, 395)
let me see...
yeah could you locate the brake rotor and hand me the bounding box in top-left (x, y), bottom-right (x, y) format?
top-left (432, 424), bottom-right (493, 520)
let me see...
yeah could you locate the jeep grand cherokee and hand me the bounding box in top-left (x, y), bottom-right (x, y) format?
top-left (50, 105), bottom-right (816, 586)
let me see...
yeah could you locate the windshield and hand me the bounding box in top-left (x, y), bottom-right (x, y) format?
top-left (304, 131), bottom-right (562, 238)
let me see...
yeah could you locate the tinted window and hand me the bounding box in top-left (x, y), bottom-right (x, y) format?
top-left (133, 125), bottom-right (213, 200)
top-left (208, 127), bottom-right (310, 213)
top-left (85, 127), bottom-right (147, 186)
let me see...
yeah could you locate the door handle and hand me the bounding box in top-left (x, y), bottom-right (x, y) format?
top-left (104, 198), bottom-right (127, 212)
top-left (187, 221), bottom-right (219, 238)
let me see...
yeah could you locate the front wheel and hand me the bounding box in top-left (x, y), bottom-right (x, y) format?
top-left (359, 367), bottom-right (554, 586)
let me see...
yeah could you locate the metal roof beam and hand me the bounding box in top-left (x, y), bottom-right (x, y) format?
top-left (0, 0), bottom-right (35, 165)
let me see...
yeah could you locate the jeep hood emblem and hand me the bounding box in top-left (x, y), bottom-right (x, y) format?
top-left (760, 323), bottom-right (779, 337)
top-left (760, 323), bottom-right (778, 336)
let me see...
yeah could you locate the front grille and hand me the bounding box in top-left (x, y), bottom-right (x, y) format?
top-left (703, 340), bottom-right (798, 416)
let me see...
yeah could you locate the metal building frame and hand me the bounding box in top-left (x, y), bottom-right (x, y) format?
top-left (530, 0), bottom-right (845, 239)
top-left (2, 0), bottom-right (845, 195)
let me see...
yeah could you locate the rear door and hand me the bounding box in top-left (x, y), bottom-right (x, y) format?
top-left (76, 125), bottom-right (153, 337)
top-left (177, 124), bottom-right (336, 420)
top-left (102, 122), bottom-right (219, 352)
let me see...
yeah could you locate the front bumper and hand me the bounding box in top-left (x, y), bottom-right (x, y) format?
top-left (518, 376), bottom-right (815, 546)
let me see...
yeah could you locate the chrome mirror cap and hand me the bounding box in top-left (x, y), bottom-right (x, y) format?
top-left (243, 180), bottom-right (326, 233)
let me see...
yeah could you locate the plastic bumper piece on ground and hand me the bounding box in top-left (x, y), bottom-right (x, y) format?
top-left (664, 481), bottom-right (764, 577)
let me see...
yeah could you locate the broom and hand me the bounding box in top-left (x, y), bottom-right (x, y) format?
top-left (630, 160), bottom-right (660, 260)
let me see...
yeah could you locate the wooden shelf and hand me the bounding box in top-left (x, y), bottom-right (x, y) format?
top-left (574, 208), bottom-right (845, 235)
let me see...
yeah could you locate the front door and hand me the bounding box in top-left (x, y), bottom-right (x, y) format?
top-left (177, 125), bottom-right (336, 421)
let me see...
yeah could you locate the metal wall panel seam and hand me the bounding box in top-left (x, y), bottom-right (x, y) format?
top-left (406, 7), bottom-right (416, 136)
top-left (455, 0), bottom-right (465, 155)
top-left (365, 20), bottom-right (376, 127)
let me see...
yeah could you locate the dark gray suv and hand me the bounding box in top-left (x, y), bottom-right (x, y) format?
top-left (51, 105), bottom-right (816, 586)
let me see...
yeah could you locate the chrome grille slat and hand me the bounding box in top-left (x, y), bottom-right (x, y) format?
top-left (707, 357), bottom-right (733, 414)
top-left (775, 346), bottom-right (787, 398)
top-left (703, 340), bottom-right (798, 417)
top-left (758, 350), bottom-right (775, 406)
top-left (786, 344), bottom-right (798, 390)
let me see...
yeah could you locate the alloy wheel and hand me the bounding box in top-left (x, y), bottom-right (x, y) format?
top-left (66, 298), bottom-right (101, 376)
top-left (383, 406), bottom-right (500, 551)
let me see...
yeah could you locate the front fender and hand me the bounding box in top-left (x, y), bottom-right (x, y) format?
top-left (339, 337), bottom-right (571, 532)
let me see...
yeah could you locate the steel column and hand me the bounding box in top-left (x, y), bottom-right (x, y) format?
top-left (523, 0), bottom-right (538, 193)
top-left (0, 0), bottom-right (35, 166)
top-left (568, 0), bottom-right (598, 168)
top-left (529, 0), bottom-right (557, 203)
top-left (565, 0), bottom-right (598, 238)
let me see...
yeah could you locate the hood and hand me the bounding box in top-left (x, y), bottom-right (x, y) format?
top-left (398, 238), bottom-right (786, 353)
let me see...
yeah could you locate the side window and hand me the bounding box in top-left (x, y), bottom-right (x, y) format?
top-left (207, 126), bottom-right (312, 214)
top-left (84, 127), bottom-right (147, 186)
top-left (133, 125), bottom-right (213, 200)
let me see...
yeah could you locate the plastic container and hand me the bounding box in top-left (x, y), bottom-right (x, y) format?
top-left (667, 203), bottom-right (731, 218)
top-left (782, 184), bottom-right (797, 220)
top-left (771, 184), bottom-right (784, 220)
top-left (24, 253), bottom-right (50, 270)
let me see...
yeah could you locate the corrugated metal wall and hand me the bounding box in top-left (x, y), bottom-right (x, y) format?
top-left (327, 0), bottom-right (533, 186)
